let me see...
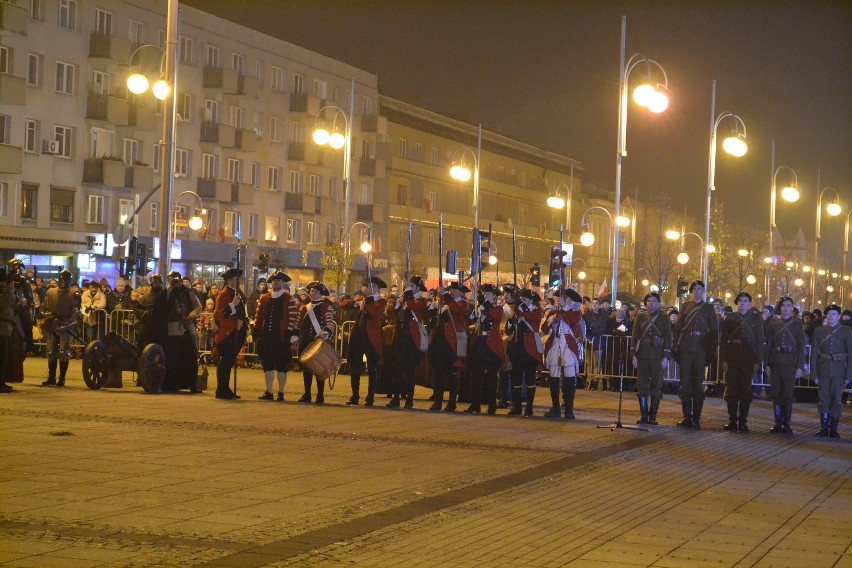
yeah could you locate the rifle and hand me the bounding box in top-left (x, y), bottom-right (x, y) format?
top-left (232, 244), bottom-right (241, 396)
top-left (405, 220), bottom-right (412, 281)
top-left (512, 228), bottom-right (518, 288)
top-left (438, 214), bottom-right (444, 289)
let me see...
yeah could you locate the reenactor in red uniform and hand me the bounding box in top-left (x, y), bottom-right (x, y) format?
top-left (719, 292), bottom-right (765, 432)
top-left (811, 304), bottom-right (852, 438)
top-left (253, 271), bottom-right (299, 401)
top-left (347, 277), bottom-right (387, 407)
top-left (297, 281), bottom-right (335, 405)
top-left (427, 282), bottom-right (471, 412)
top-left (764, 296), bottom-right (807, 434)
top-left (214, 268), bottom-right (247, 400)
top-left (543, 289), bottom-right (584, 419)
top-left (465, 284), bottom-right (506, 414)
top-left (507, 289), bottom-right (543, 417)
top-left (391, 276), bottom-right (433, 409)
top-left (673, 281), bottom-right (718, 429)
top-left (630, 292), bottom-right (672, 425)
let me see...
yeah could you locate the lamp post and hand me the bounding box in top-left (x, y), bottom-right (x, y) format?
top-left (124, 0), bottom-right (178, 274)
top-left (667, 228), bottom-right (706, 281)
top-left (313, 87), bottom-right (354, 240)
top-left (843, 210), bottom-right (851, 302)
top-left (171, 191), bottom-right (205, 243)
top-left (768, 145), bottom-right (800, 303)
top-left (580, 206), bottom-right (630, 303)
top-left (569, 257), bottom-right (587, 291)
top-left (812, 186), bottom-right (842, 307)
top-left (704, 80), bottom-right (748, 289)
top-left (545, 167), bottom-right (575, 240)
top-left (613, 16), bottom-right (669, 310)
top-left (346, 220), bottom-right (372, 286)
top-left (449, 125), bottom-right (482, 287)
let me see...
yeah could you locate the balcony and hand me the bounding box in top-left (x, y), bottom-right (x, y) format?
top-left (234, 129), bottom-right (256, 152)
top-left (288, 142), bottom-right (305, 162)
top-left (0, 73), bottom-right (26, 105)
top-left (284, 193), bottom-right (316, 213)
top-left (0, 1), bottom-right (27, 35)
top-left (0, 144), bottom-right (23, 174)
top-left (200, 121), bottom-right (237, 147)
top-left (130, 164), bottom-right (154, 191)
top-left (238, 74), bottom-right (259, 98)
top-left (89, 32), bottom-right (131, 62)
top-left (196, 178), bottom-right (231, 202)
top-left (86, 93), bottom-right (130, 125)
top-left (231, 182), bottom-right (254, 205)
top-left (127, 102), bottom-right (159, 131)
top-left (202, 66), bottom-right (239, 92)
top-left (358, 158), bottom-right (385, 178)
top-left (357, 203), bottom-right (383, 223)
top-left (318, 196), bottom-right (336, 216)
top-left (289, 92), bottom-right (320, 115)
top-left (83, 158), bottom-right (131, 187)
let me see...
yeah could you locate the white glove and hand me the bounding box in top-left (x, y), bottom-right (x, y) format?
top-left (290, 335), bottom-right (299, 344)
top-left (320, 330), bottom-right (330, 340)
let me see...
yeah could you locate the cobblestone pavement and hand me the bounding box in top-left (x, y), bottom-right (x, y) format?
top-left (1, 358), bottom-right (850, 567)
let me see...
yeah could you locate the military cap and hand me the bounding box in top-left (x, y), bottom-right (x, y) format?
top-left (447, 282), bottom-right (470, 294)
top-left (269, 271), bottom-right (291, 282)
top-left (220, 268), bottom-right (243, 281)
top-left (480, 283), bottom-right (502, 296)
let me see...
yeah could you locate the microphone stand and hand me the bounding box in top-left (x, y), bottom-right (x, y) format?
top-left (598, 360), bottom-right (647, 432)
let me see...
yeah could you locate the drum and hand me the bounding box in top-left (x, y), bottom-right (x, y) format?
top-left (299, 338), bottom-right (342, 381)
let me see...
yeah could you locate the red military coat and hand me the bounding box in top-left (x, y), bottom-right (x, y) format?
top-left (214, 286), bottom-right (247, 346)
top-left (518, 306), bottom-right (544, 364)
top-left (352, 295), bottom-right (386, 361)
top-left (543, 308), bottom-right (582, 358)
top-left (442, 297), bottom-right (471, 369)
top-left (252, 290), bottom-right (298, 343)
top-left (478, 302), bottom-right (505, 361)
top-left (403, 296), bottom-right (430, 347)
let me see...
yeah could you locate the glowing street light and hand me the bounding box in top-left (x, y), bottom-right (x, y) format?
top-left (747, 274), bottom-right (757, 285)
top-left (768, 154), bottom-right (800, 303)
top-left (677, 252), bottom-right (690, 265)
top-left (665, 229), bottom-right (681, 241)
top-left (738, 249), bottom-right (750, 257)
top-left (812, 186), bottom-right (843, 306)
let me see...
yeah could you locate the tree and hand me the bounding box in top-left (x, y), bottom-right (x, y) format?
top-left (320, 239), bottom-right (353, 292)
top-left (637, 190), bottom-right (681, 304)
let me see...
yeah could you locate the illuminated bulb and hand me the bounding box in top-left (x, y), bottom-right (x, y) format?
top-left (826, 202), bottom-right (841, 217)
top-left (360, 241), bottom-right (372, 254)
top-left (641, 279), bottom-right (650, 287)
top-left (725, 292), bottom-right (732, 299)
top-left (826, 285), bottom-right (834, 293)
top-left (646, 90), bottom-right (669, 113)
top-left (722, 134), bottom-right (748, 157)
top-left (328, 132), bottom-right (345, 149)
top-left (649, 284), bottom-right (660, 292)
top-left (188, 215), bottom-right (203, 231)
top-left (126, 73), bottom-right (149, 95)
top-left (580, 232), bottom-right (595, 247)
top-left (665, 229), bottom-right (681, 241)
top-left (780, 186), bottom-right (799, 203)
top-left (488, 255), bottom-right (498, 266)
top-left (152, 79), bottom-right (170, 100)
top-left (785, 261), bottom-right (794, 268)
top-left (547, 195), bottom-right (565, 209)
top-left (450, 165), bottom-right (472, 182)
top-left (794, 278), bottom-right (804, 287)
top-left (677, 252), bottom-right (689, 265)
top-left (632, 84), bottom-right (656, 107)
top-left (706, 244), bottom-right (716, 254)
top-left (746, 275), bottom-right (757, 285)
top-left (818, 269), bottom-right (826, 276)
top-left (312, 128), bottom-right (330, 146)
top-left (831, 272), bottom-right (838, 278)
top-left (763, 257), bottom-right (772, 264)
top-left (615, 215), bottom-right (630, 228)
top-left (577, 271), bottom-right (586, 280)
top-left (803, 265), bottom-right (811, 272)
top-left (738, 249), bottom-right (749, 257)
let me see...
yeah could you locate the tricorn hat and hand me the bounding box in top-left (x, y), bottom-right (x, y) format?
top-left (501, 284), bottom-right (520, 296)
top-left (447, 282), bottom-right (470, 294)
top-left (480, 283), bottom-right (502, 296)
top-left (305, 281), bottom-right (330, 296)
top-left (220, 268), bottom-right (243, 281)
top-left (519, 289), bottom-right (541, 302)
top-left (257, 277), bottom-right (267, 284)
top-left (167, 271), bottom-right (181, 281)
top-left (270, 271), bottom-right (291, 282)
top-left (409, 275), bottom-right (427, 292)
top-left (365, 276), bottom-right (387, 289)
top-left (563, 288), bottom-right (583, 303)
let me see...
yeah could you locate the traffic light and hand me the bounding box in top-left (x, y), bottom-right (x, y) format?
top-left (478, 229), bottom-right (490, 273)
top-left (258, 252), bottom-right (269, 273)
top-left (126, 237), bottom-right (137, 276)
top-left (530, 263), bottom-right (541, 287)
top-left (676, 276), bottom-right (687, 297)
top-left (135, 242), bottom-right (149, 275)
top-left (548, 247), bottom-right (564, 288)
top-left (446, 250), bottom-right (458, 274)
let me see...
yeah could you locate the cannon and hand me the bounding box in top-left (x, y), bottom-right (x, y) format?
top-left (81, 332), bottom-right (166, 393)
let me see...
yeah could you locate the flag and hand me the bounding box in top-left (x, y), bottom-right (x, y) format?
top-left (218, 222), bottom-right (226, 243)
top-left (597, 278), bottom-right (609, 299)
top-left (423, 196), bottom-right (433, 213)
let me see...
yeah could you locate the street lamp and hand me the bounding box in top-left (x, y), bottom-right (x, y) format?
top-left (580, 206), bottom-right (629, 303)
top-left (313, 98), bottom-right (353, 243)
top-left (768, 152), bottom-right (800, 303)
top-left (666, 225), bottom-right (706, 280)
top-left (704, 80), bottom-right (748, 288)
top-left (449, 126), bottom-right (483, 287)
top-left (812, 186), bottom-right (842, 306)
top-left (842, 210), bottom-right (851, 302)
top-left (612, 16), bottom-right (669, 313)
top-left (172, 191), bottom-right (205, 243)
top-left (545, 173), bottom-right (575, 240)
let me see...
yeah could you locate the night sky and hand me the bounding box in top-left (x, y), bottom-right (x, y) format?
top-left (184, 0), bottom-right (851, 260)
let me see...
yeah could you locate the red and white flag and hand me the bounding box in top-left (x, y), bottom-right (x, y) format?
top-left (218, 222), bottom-right (227, 243)
top-left (597, 279), bottom-right (609, 299)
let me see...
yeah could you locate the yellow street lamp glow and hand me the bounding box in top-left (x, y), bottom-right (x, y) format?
top-left (646, 89), bottom-right (669, 114)
top-left (738, 249), bottom-right (749, 257)
top-left (785, 261), bottom-right (794, 268)
top-left (577, 271), bottom-right (586, 280)
top-left (831, 272), bottom-right (838, 278)
top-left (826, 202), bottom-right (842, 217)
top-left (152, 79), bottom-right (170, 100)
top-left (794, 278), bottom-right (804, 287)
top-left (722, 134), bottom-right (748, 157)
top-left (615, 215), bottom-right (630, 228)
top-left (818, 269), bottom-right (826, 276)
top-left (780, 185), bottom-right (800, 203)
top-left (677, 252), bottom-right (689, 265)
top-left (746, 274), bottom-right (757, 285)
top-left (649, 284), bottom-right (660, 292)
top-left (844, 275), bottom-right (850, 281)
top-left (579, 231), bottom-right (595, 247)
top-left (763, 256), bottom-right (772, 264)
top-left (632, 84), bottom-right (656, 107)
top-left (826, 285), bottom-right (834, 293)
top-left (126, 73), bottom-right (149, 95)
top-left (803, 265), bottom-right (811, 272)
top-left (706, 244), bottom-right (716, 254)
top-left (312, 128), bottom-right (330, 146)
top-left (359, 241), bottom-right (372, 254)
top-left (488, 254), bottom-right (498, 266)
top-left (665, 229), bottom-right (680, 240)
top-left (328, 132), bottom-right (345, 149)
top-left (188, 215), bottom-right (203, 231)
top-left (725, 292), bottom-right (732, 299)
top-left (547, 195), bottom-right (565, 209)
top-left (450, 164), bottom-right (472, 182)
top-left (641, 279), bottom-right (650, 287)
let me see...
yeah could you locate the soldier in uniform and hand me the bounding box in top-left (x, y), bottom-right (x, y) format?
top-left (507, 289), bottom-right (543, 417)
top-left (630, 292), bottom-right (673, 425)
top-left (40, 269), bottom-right (76, 387)
top-left (160, 271), bottom-right (201, 392)
top-left (297, 281), bottom-right (335, 404)
top-left (346, 277), bottom-right (387, 406)
top-left (427, 282), bottom-right (470, 412)
top-left (811, 304), bottom-right (852, 438)
top-left (214, 268), bottom-right (247, 400)
top-left (765, 296), bottom-right (807, 434)
top-left (719, 292), bottom-right (765, 432)
top-left (253, 271), bottom-right (299, 401)
top-left (392, 276), bottom-right (432, 409)
top-left (136, 274), bottom-right (166, 349)
top-left (673, 280), bottom-right (718, 429)
top-left (0, 269), bottom-right (15, 392)
top-left (465, 284), bottom-right (505, 414)
top-left (543, 289), bottom-right (584, 419)
top-left (5, 259), bottom-right (33, 384)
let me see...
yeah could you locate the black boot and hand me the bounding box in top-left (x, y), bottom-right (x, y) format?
top-left (404, 375), bottom-right (415, 409)
top-left (769, 404), bottom-right (784, 433)
top-left (350, 372), bottom-right (361, 405)
top-left (562, 377), bottom-right (576, 420)
top-left (298, 375), bottom-right (312, 403)
top-left (57, 361), bottom-right (69, 387)
top-left (723, 400), bottom-right (739, 431)
top-left (636, 396), bottom-right (649, 425)
top-left (543, 377), bottom-right (561, 418)
top-left (692, 399), bottom-right (704, 430)
top-left (507, 385), bottom-right (523, 416)
top-left (365, 366), bottom-right (377, 406)
top-left (677, 398), bottom-right (693, 428)
top-left (443, 372), bottom-right (458, 412)
top-left (430, 375), bottom-right (444, 411)
top-left (828, 417), bottom-right (840, 439)
top-left (648, 397), bottom-right (661, 425)
top-left (314, 380), bottom-right (325, 404)
top-left (737, 400), bottom-right (750, 432)
top-left (782, 405), bottom-right (793, 434)
top-left (815, 413), bottom-right (829, 437)
top-left (42, 360), bottom-right (57, 386)
top-left (524, 386), bottom-right (536, 417)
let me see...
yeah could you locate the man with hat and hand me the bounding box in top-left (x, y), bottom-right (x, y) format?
top-left (673, 280), bottom-right (718, 429)
top-left (253, 271), bottom-right (299, 401)
top-left (391, 276), bottom-right (433, 409)
top-left (631, 292), bottom-right (673, 425)
top-left (543, 288), bottom-right (584, 419)
top-left (719, 292), bottom-right (764, 432)
top-left (214, 268), bottom-right (247, 399)
top-left (811, 304), bottom-right (852, 438)
top-left (297, 281), bottom-right (335, 404)
top-left (246, 277), bottom-right (268, 321)
top-left (159, 271), bottom-right (201, 392)
top-left (427, 281), bottom-right (471, 412)
top-left (347, 276), bottom-right (387, 406)
top-left (497, 284), bottom-right (520, 410)
top-left (765, 296), bottom-right (807, 434)
top-left (507, 288), bottom-right (543, 417)
top-left (81, 280), bottom-right (106, 342)
top-left (40, 269), bottom-right (76, 386)
top-left (465, 283), bottom-right (506, 414)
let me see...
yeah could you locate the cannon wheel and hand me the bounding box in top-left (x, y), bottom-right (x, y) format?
top-left (82, 340), bottom-right (109, 390)
top-left (138, 343), bottom-right (166, 394)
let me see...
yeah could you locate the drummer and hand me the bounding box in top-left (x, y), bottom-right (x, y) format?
top-left (296, 281), bottom-right (335, 405)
